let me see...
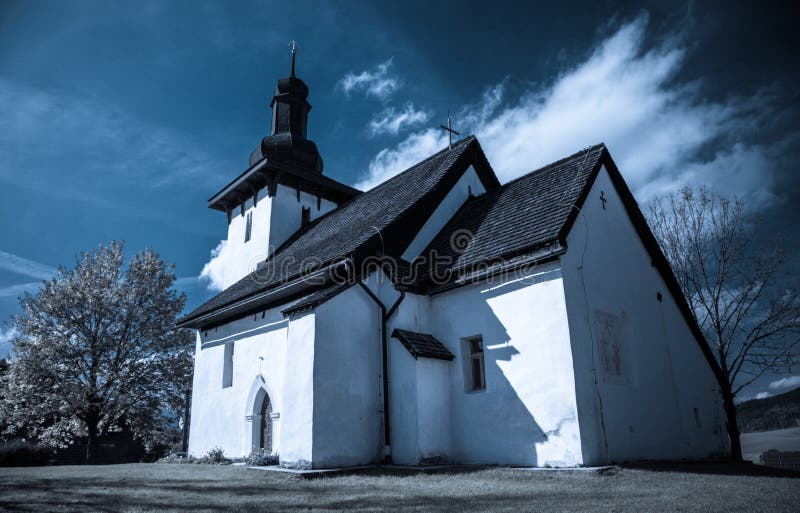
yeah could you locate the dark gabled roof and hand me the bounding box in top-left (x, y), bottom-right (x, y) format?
top-left (409, 144), bottom-right (605, 289)
top-left (406, 142), bottom-right (728, 394)
top-left (180, 136), bottom-right (499, 327)
top-left (281, 281), bottom-right (353, 317)
top-left (391, 329), bottom-right (454, 361)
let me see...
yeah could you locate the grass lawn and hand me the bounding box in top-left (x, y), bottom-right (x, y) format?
top-left (1, 462), bottom-right (798, 512)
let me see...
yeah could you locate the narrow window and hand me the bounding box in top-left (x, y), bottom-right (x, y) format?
top-left (462, 335), bottom-right (486, 392)
top-left (222, 343), bottom-right (234, 388)
top-left (244, 212), bottom-right (253, 243)
top-left (301, 206), bottom-right (311, 225)
top-left (693, 408), bottom-right (702, 429)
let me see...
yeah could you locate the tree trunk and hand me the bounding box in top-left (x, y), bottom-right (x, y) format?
top-left (182, 388), bottom-right (191, 453)
top-left (86, 421), bottom-right (99, 463)
top-left (722, 388), bottom-right (743, 462)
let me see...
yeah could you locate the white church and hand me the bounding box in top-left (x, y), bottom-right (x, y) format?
top-left (179, 59), bottom-right (730, 468)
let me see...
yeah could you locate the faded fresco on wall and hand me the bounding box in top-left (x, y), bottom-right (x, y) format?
top-left (594, 309), bottom-right (624, 381)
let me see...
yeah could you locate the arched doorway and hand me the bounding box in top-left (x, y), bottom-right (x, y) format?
top-left (258, 392), bottom-right (273, 453)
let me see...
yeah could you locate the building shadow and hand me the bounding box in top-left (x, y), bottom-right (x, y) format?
top-left (426, 264), bottom-right (578, 467)
top-left (624, 460), bottom-right (800, 478)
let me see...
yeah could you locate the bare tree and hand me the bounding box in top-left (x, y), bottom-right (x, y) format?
top-left (648, 187), bottom-right (800, 461)
top-left (0, 242), bottom-right (193, 462)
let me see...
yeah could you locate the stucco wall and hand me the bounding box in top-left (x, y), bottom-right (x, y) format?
top-left (415, 357), bottom-right (453, 463)
top-left (383, 262), bottom-right (582, 467)
top-left (221, 183), bottom-right (339, 289)
top-left (310, 284), bottom-right (383, 468)
top-left (560, 165), bottom-right (728, 465)
top-left (418, 261), bottom-right (583, 467)
top-left (278, 311), bottom-right (316, 467)
top-left (401, 165), bottom-right (486, 261)
top-left (387, 338), bottom-right (421, 465)
top-left (187, 306), bottom-right (290, 459)
top-left (188, 276), bottom-right (384, 468)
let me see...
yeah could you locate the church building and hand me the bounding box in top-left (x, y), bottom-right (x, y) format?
top-left (179, 57), bottom-right (730, 468)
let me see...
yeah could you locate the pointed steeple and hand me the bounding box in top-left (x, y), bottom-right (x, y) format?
top-left (249, 41), bottom-right (324, 173)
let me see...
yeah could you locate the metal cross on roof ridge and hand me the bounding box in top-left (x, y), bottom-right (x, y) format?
top-left (439, 111), bottom-right (461, 151)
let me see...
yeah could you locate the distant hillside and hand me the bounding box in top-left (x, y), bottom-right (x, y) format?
top-left (737, 387), bottom-right (800, 433)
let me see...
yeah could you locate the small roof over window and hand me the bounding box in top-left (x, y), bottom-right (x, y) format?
top-left (391, 329), bottom-right (454, 361)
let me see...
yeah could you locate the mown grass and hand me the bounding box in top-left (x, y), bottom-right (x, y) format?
top-left (0, 462), bottom-right (798, 512)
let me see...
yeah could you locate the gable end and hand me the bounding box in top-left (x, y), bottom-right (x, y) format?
top-left (561, 149), bottom-right (727, 390)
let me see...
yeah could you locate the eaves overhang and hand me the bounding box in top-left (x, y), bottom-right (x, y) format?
top-left (207, 157), bottom-right (361, 213)
top-left (425, 242), bottom-right (567, 295)
top-left (177, 258), bottom-right (352, 330)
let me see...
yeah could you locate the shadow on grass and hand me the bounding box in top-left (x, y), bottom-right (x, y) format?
top-left (623, 460), bottom-right (800, 478)
top-left (292, 464), bottom-right (491, 480)
top-left (0, 478), bottom-right (296, 512)
top-left (0, 475), bottom-right (527, 513)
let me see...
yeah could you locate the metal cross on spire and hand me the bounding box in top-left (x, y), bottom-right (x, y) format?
top-left (439, 112), bottom-right (461, 150)
top-left (289, 40), bottom-right (297, 77)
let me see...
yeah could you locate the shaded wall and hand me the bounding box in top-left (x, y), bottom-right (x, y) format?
top-left (311, 284), bottom-right (383, 468)
top-left (561, 165), bottom-right (729, 465)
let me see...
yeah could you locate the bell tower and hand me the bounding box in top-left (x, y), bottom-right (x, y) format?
top-left (206, 42), bottom-right (360, 290)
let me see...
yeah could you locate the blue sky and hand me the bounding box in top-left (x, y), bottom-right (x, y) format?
top-left (1, 1), bottom-right (798, 398)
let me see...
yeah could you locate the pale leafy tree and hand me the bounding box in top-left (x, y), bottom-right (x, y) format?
top-left (0, 242), bottom-right (193, 462)
top-left (648, 187), bottom-right (800, 461)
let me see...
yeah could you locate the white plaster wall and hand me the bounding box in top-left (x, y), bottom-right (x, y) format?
top-left (384, 290), bottom-right (455, 465)
top-left (427, 261), bottom-right (583, 467)
top-left (401, 165), bottom-right (486, 261)
top-left (279, 311), bottom-right (316, 467)
top-left (387, 339), bottom-right (420, 465)
top-left (187, 307), bottom-right (289, 459)
top-left (269, 184), bottom-right (338, 252)
top-left (415, 357), bottom-right (453, 462)
top-left (221, 184), bottom-right (338, 289)
top-left (311, 284), bottom-right (383, 468)
top-left (560, 165), bottom-right (728, 465)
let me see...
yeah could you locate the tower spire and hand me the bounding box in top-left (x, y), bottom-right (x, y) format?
top-left (289, 40), bottom-right (297, 77)
top-left (248, 41), bottom-right (323, 173)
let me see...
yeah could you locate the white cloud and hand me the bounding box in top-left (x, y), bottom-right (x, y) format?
top-left (0, 250), bottom-right (56, 280)
top-left (768, 375), bottom-right (800, 391)
top-left (369, 104), bottom-right (431, 137)
top-left (755, 391), bottom-right (772, 400)
top-left (199, 240), bottom-right (231, 292)
top-left (173, 276), bottom-right (203, 290)
top-left (0, 327), bottom-right (18, 359)
top-left (0, 282), bottom-right (42, 298)
top-left (338, 59), bottom-right (399, 102)
top-left (357, 128), bottom-right (448, 190)
top-left (359, 15), bottom-right (786, 205)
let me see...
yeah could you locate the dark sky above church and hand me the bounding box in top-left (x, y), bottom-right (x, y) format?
top-left (1, 0), bottom-right (798, 396)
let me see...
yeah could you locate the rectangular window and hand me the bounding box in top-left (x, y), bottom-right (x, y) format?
top-left (222, 343), bottom-right (234, 388)
top-left (462, 335), bottom-right (485, 392)
top-left (244, 212), bottom-right (253, 243)
top-left (693, 408), bottom-right (702, 429)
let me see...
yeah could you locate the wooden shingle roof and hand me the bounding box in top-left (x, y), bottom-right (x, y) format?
top-left (179, 136), bottom-right (498, 327)
top-left (391, 329), bottom-right (454, 361)
top-left (401, 144), bottom-right (604, 291)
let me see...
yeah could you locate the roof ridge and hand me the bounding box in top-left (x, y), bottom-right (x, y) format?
top-left (497, 143), bottom-right (606, 190)
top-left (357, 135), bottom-right (476, 193)
top-left (266, 136), bottom-right (478, 263)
